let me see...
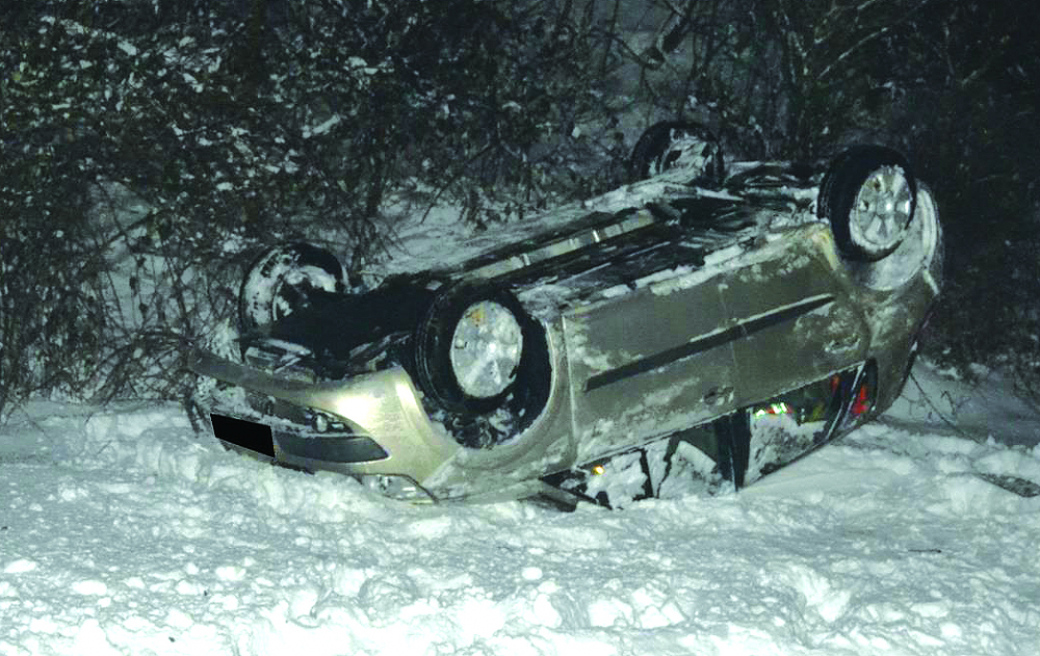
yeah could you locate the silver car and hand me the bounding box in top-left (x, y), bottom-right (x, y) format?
top-left (190, 123), bottom-right (943, 507)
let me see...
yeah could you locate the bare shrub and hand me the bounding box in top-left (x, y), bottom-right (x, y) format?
top-left (0, 0), bottom-right (629, 420)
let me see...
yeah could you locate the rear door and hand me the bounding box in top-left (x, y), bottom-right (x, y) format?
top-left (564, 271), bottom-right (737, 462)
top-left (720, 225), bottom-right (870, 409)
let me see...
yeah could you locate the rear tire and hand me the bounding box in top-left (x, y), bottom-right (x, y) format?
top-left (628, 121), bottom-right (724, 184)
top-left (819, 146), bottom-right (916, 262)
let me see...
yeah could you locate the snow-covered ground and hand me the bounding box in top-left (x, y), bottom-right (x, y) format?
top-left (2, 361), bottom-right (1039, 656)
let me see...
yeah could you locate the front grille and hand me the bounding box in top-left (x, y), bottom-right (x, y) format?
top-left (243, 340), bottom-right (318, 383)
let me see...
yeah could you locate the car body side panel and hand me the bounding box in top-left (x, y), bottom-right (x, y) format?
top-left (563, 276), bottom-right (736, 462)
top-left (721, 225), bottom-right (872, 407)
top-left (861, 270), bottom-right (940, 413)
top-left (840, 184), bottom-right (944, 415)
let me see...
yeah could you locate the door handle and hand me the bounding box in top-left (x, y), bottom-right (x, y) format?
top-left (825, 335), bottom-right (859, 353)
top-left (703, 385), bottom-right (733, 405)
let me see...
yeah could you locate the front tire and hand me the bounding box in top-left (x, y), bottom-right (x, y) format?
top-left (413, 285), bottom-right (551, 447)
top-left (238, 242), bottom-right (346, 333)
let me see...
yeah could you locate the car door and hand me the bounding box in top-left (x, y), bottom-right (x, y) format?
top-left (564, 270), bottom-right (737, 462)
top-left (720, 224), bottom-right (870, 407)
top-left (718, 224), bottom-right (871, 482)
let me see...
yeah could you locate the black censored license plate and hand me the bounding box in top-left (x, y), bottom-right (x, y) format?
top-left (210, 414), bottom-right (275, 458)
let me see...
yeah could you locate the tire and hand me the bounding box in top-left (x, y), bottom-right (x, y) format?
top-left (819, 146), bottom-right (917, 262)
top-left (238, 242), bottom-right (345, 333)
top-left (628, 121), bottom-right (724, 184)
top-left (413, 285), bottom-right (551, 446)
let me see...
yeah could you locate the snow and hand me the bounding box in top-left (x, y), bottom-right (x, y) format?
top-left (302, 114), bottom-right (342, 140)
top-left (2, 361), bottom-right (1039, 655)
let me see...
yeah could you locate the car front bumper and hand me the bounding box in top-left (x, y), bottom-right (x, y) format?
top-left (191, 349), bottom-right (463, 499)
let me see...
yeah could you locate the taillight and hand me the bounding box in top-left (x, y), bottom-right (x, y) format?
top-left (851, 383), bottom-right (872, 417)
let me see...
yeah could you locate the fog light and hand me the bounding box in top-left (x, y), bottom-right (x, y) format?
top-left (357, 474), bottom-right (435, 503)
top-left (307, 409), bottom-right (349, 434)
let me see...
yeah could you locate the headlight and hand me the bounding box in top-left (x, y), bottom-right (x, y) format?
top-left (449, 300), bottom-right (524, 399)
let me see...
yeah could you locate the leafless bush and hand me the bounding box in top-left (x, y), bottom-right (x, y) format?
top-left (0, 0), bottom-right (630, 420)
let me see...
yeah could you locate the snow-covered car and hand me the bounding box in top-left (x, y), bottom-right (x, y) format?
top-left (189, 122), bottom-right (943, 507)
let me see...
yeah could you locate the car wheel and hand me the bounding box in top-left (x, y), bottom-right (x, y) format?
top-left (238, 242), bottom-right (346, 333)
top-left (819, 146), bottom-right (917, 262)
top-left (413, 285), bottom-right (551, 445)
top-left (628, 121), bottom-right (725, 184)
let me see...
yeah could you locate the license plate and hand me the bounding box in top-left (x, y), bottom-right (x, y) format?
top-left (210, 414), bottom-right (275, 458)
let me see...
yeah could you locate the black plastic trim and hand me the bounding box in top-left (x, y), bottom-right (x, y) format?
top-left (275, 431), bottom-right (389, 463)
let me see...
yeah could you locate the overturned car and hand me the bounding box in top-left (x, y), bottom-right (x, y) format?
top-left (190, 122), bottom-right (943, 507)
